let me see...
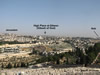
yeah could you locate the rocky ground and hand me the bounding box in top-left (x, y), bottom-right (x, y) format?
top-left (0, 67), bottom-right (100, 75)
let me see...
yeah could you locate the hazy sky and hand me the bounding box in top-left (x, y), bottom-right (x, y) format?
top-left (0, 0), bottom-right (100, 37)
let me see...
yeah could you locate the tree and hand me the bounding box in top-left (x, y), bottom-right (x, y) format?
top-left (7, 63), bottom-right (12, 68)
top-left (21, 62), bottom-right (26, 67)
top-left (1, 63), bottom-right (4, 69)
top-left (14, 63), bottom-right (17, 68)
top-left (85, 43), bottom-right (100, 64)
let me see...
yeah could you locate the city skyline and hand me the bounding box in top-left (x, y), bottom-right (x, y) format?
top-left (0, 0), bottom-right (100, 37)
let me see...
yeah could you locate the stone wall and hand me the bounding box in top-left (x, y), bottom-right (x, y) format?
top-left (0, 67), bottom-right (100, 75)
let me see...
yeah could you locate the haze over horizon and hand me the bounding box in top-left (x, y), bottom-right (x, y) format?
top-left (0, 0), bottom-right (100, 37)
